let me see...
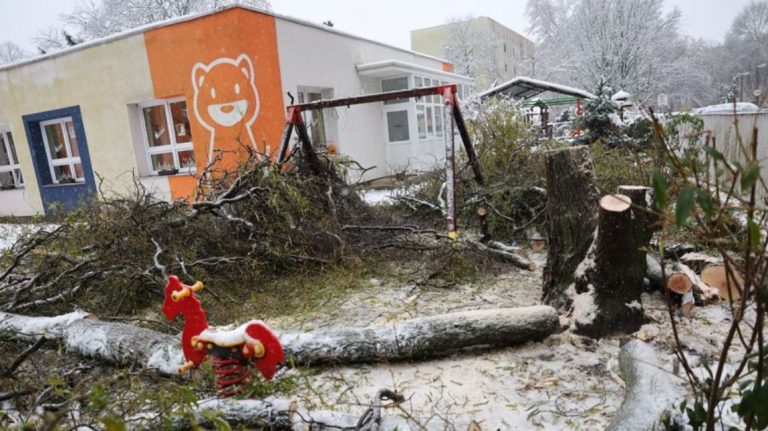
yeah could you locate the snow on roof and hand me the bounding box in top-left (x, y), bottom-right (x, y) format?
top-left (693, 102), bottom-right (760, 115)
top-left (356, 59), bottom-right (472, 81)
top-left (611, 90), bottom-right (631, 101)
top-left (0, 5), bottom-right (451, 73)
top-left (479, 76), bottom-right (597, 101)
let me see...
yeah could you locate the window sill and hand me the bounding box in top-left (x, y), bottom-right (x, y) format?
top-left (145, 170), bottom-right (197, 178)
top-left (43, 182), bottom-right (85, 188)
top-left (0, 186), bottom-right (24, 191)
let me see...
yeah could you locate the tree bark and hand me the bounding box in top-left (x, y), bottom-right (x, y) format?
top-left (572, 189), bottom-right (655, 337)
top-left (542, 146), bottom-right (600, 311)
top-left (605, 340), bottom-right (683, 431)
top-left (282, 306), bottom-right (559, 366)
top-left (0, 306), bottom-right (559, 372)
top-left (0, 310), bottom-right (184, 375)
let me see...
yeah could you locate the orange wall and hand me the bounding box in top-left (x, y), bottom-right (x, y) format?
top-left (144, 8), bottom-right (285, 200)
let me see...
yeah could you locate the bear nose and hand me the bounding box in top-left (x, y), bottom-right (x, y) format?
top-left (220, 105), bottom-right (235, 114)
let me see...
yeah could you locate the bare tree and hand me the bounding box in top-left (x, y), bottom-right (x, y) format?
top-left (0, 42), bottom-right (25, 65)
top-left (41, 0), bottom-right (271, 48)
top-left (526, 0), bottom-right (704, 108)
top-left (443, 16), bottom-right (502, 90)
top-left (720, 0), bottom-right (768, 105)
top-left (33, 25), bottom-right (82, 54)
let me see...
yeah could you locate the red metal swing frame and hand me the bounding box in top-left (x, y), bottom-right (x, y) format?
top-left (276, 84), bottom-right (484, 239)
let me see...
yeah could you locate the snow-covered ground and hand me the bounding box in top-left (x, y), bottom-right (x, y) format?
top-left (0, 224), bottom-right (27, 250)
top-left (360, 184), bottom-right (423, 206)
top-left (263, 252), bottom-right (745, 430)
top-left (360, 189), bottom-right (399, 206)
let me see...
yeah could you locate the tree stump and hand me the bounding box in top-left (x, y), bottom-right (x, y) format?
top-left (572, 188), bottom-right (655, 337)
top-left (542, 146), bottom-right (600, 310)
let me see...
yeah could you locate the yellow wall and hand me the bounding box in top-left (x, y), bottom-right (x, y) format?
top-left (410, 27), bottom-right (447, 58)
top-left (0, 34), bottom-right (154, 213)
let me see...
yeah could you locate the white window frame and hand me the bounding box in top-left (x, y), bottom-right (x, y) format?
top-left (40, 117), bottom-right (84, 185)
top-left (413, 75), bottom-right (446, 141)
top-left (0, 126), bottom-right (23, 188)
top-left (139, 98), bottom-right (195, 175)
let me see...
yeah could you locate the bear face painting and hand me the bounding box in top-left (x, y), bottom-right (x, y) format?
top-left (191, 54), bottom-right (261, 164)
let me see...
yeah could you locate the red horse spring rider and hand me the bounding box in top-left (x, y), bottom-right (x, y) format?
top-left (162, 275), bottom-right (285, 396)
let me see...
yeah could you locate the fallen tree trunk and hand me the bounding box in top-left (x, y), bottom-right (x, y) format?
top-left (0, 310), bottom-right (184, 375)
top-left (282, 306), bottom-right (559, 366)
top-left (605, 340), bottom-right (684, 431)
top-left (1, 306), bottom-right (559, 372)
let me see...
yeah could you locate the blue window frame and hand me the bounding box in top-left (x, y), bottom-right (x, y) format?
top-left (22, 106), bottom-right (95, 214)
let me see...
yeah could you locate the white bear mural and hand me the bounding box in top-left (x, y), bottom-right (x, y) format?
top-left (191, 54), bottom-right (261, 164)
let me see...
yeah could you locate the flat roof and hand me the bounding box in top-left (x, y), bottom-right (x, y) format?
top-left (0, 5), bottom-right (452, 73)
top-left (357, 60), bottom-right (472, 82)
top-left (479, 76), bottom-right (596, 100)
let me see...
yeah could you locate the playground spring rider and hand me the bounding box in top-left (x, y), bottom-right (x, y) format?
top-left (162, 275), bottom-right (285, 396)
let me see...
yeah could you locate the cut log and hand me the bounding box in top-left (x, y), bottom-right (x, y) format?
top-left (679, 252), bottom-right (722, 273)
top-left (474, 239), bottom-right (536, 270)
top-left (666, 273), bottom-right (692, 295)
top-left (530, 239), bottom-right (546, 252)
top-left (646, 256), bottom-right (720, 305)
top-left (571, 189), bottom-right (656, 338)
top-left (701, 265), bottom-right (744, 301)
top-left (0, 306), bottom-right (559, 372)
top-left (542, 146), bottom-right (601, 311)
top-left (646, 254), bottom-right (665, 290)
top-left (681, 289), bottom-right (696, 317)
top-left (676, 262), bottom-right (720, 304)
top-left (605, 340), bottom-right (684, 431)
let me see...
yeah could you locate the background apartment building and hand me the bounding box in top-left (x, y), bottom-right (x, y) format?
top-left (411, 16), bottom-right (535, 90)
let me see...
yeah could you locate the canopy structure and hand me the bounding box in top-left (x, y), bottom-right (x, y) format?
top-left (479, 76), bottom-right (596, 101)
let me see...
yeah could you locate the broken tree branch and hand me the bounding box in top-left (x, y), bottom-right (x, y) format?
top-left (1, 332), bottom-right (51, 378)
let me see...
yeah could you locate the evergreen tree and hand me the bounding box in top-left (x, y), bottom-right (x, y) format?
top-left (575, 80), bottom-right (627, 147)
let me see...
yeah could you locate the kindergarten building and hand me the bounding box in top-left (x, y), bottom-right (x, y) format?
top-left (0, 5), bottom-right (472, 216)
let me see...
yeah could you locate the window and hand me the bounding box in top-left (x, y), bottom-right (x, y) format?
top-left (413, 75), bottom-right (446, 140)
top-left (40, 118), bottom-right (84, 184)
top-left (140, 99), bottom-right (195, 174)
top-left (382, 77), bottom-right (409, 105)
top-left (0, 127), bottom-right (23, 188)
top-left (386, 111), bottom-right (410, 142)
top-left (298, 90), bottom-right (333, 149)
top-left (416, 106), bottom-right (426, 139)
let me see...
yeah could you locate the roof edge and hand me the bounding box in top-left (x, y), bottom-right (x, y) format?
top-left (356, 59), bottom-right (473, 81)
top-left (0, 4), bottom-right (452, 73)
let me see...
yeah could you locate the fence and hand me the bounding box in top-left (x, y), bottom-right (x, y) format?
top-left (696, 112), bottom-right (768, 200)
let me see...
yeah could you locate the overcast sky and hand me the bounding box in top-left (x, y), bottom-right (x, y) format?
top-left (0, 0), bottom-right (753, 54)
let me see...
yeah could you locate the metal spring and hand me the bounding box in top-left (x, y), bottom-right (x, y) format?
top-left (212, 357), bottom-right (252, 397)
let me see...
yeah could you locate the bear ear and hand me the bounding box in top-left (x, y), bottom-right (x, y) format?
top-left (191, 63), bottom-right (207, 89)
top-left (235, 54), bottom-right (254, 81)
